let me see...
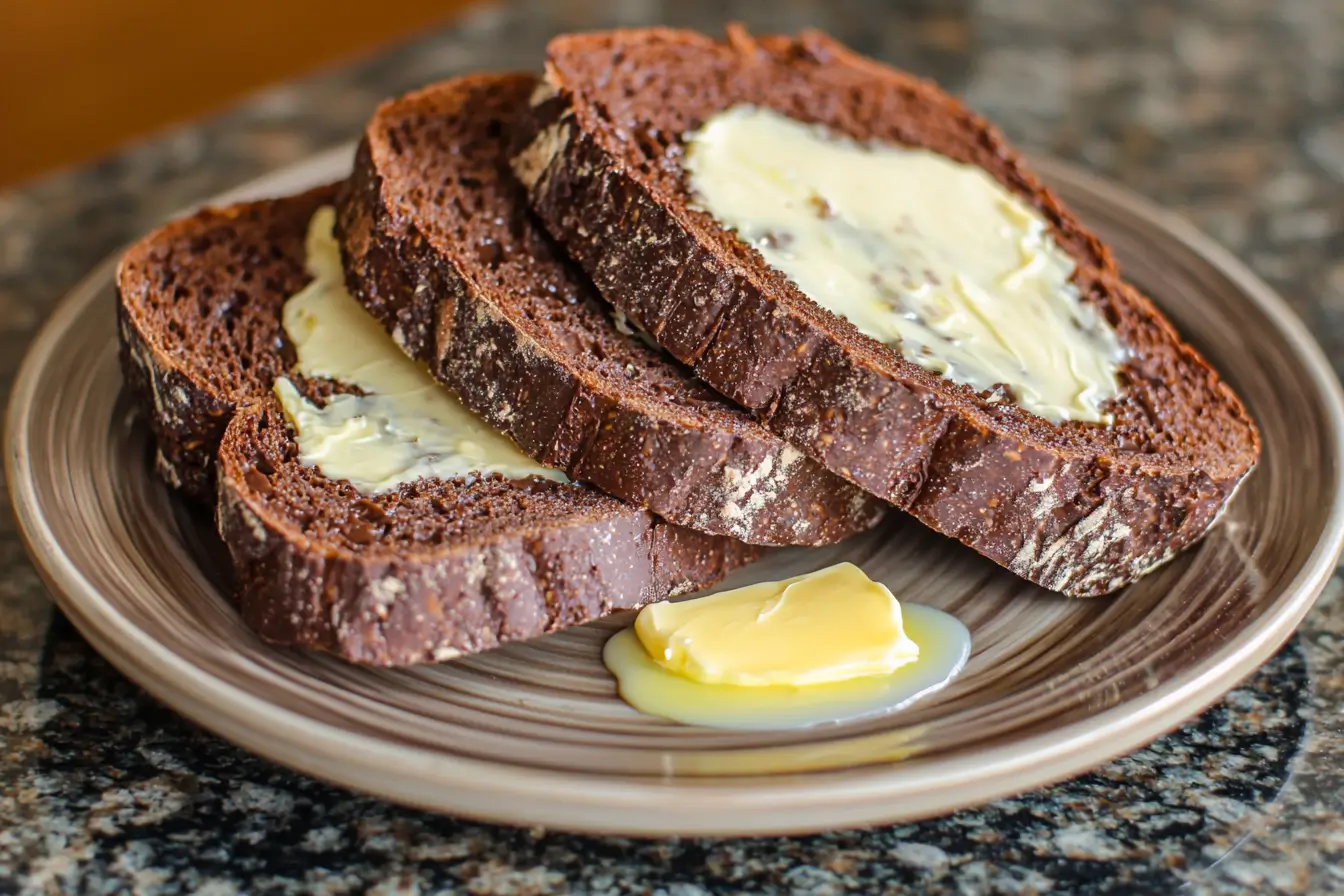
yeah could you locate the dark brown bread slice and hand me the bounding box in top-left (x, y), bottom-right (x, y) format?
top-left (336, 73), bottom-right (885, 546)
top-left (217, 398), bottom-right (751, 665)
top-left (514, 26), bottom-right (1261, 597)
top-left (116, 190), bottom-right (756, 665)
top-left (118, 184), bottom-right (339, 501)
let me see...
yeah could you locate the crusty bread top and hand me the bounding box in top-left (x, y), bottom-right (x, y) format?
top-left (534, 26), bottom-right (1259, 479)
top-left (336, 73), bottom-right (886, 545)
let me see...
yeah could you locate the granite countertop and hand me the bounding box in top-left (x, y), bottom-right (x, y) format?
top-left (3, 0), bottom-right (1343, 892)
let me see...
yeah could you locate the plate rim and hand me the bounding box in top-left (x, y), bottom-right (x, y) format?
top-left (7, 148), bottom-right (1344, 837)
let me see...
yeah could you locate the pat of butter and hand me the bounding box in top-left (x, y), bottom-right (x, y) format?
top-left (273, 207), bottom-right (565, 493)
top-left (684, 106), bottom-right (1126, 424)
top-left (634, 562), bottom-right (919, 687)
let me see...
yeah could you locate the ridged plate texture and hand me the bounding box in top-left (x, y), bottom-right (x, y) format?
top-left (8, 148), bottom-right (1344, 836)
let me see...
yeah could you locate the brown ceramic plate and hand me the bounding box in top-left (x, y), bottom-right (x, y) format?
top-left (9, 147), bottom-right (1344, 837)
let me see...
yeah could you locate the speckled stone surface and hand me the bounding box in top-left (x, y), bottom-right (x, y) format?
top-left (2, 0), bottom-right (1342, 892)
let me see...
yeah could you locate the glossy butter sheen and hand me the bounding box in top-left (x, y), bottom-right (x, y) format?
top-left (274, 207), bottom-right (565, 493)
top-left (607, 563), bottom-right (971, 730)
top-left (635, 562), bottom-right (919, 686)
top-left (684, 106), bottom-right (1125, 424)
top-left (607, 581), bottom-right (970, 730)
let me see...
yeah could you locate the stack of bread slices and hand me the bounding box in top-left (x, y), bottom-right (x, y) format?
top-left (116, 26), bottom-right (1260, 666)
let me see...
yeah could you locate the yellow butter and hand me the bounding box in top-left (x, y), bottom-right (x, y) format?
top-left (684, 106), bottom-right (1125, 424)
top-left (606, 602), bottom-right (968, 730)
top-left (273, 207), bottom-right (565, 493)
top-left (634, 562), bottom-right (919, 687)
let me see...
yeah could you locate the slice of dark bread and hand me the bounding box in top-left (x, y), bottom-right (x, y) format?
top-left (216, 398), bottom-right (750, 664)
top-left (513, 26), bottom-right (1261, 596)
top-left (116, 189), bottom-right (757, 665)
top-left (336, 73), bottom-right (885, 546)
top-left (118, 184), bottom-right (339, 501)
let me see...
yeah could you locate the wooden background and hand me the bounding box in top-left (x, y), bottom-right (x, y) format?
top-left (0, 0), bottom-right (482, 188)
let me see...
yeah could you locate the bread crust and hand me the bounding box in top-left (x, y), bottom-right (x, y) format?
top-left (515, 27), bottom-right (1261, 595)
top-left (116, 184), bottom-right (339, 500)
top-left (336, 73), bottom-right (885, 546)
top-left (117, 190), bottom-right (758, 665)
top-left (217, 401), bottom-right (754, 666)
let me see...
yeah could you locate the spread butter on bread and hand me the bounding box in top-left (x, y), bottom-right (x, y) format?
top-left (117, 187), bottom-right (757, 665)
top-left (336, 73), bottom-right (885, 546)
top-left (513, 26), bottom-right (1261, 596)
